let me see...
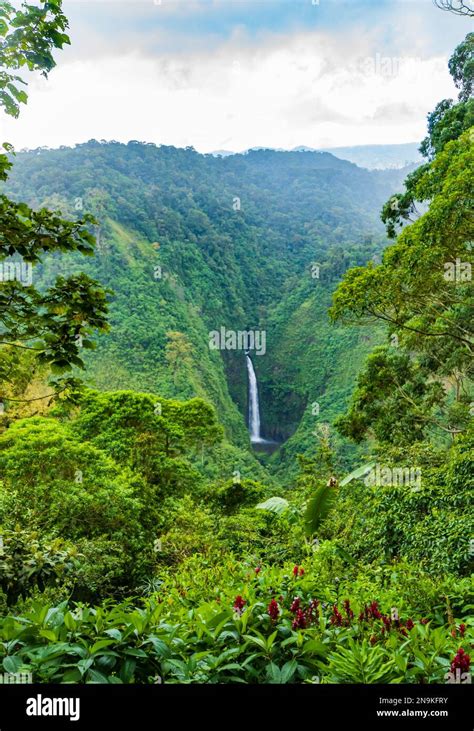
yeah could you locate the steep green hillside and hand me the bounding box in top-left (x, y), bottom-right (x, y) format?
top-left (257, 281), bottom-right (383, 477)
top-left (0, 5), bottom-right (471, 694)
top-left (4, 142), bottom-right (409, 459)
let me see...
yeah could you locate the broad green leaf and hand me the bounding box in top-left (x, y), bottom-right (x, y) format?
top-left (3, 655), bottom-right (22, 674)
top-left (256, 497), bottom-right (289, 515)
top-left (281, 659), bottom-right (298, 684)
top-left (304, 483), bottom-right (337, 536)
top-left (340, 462), bottom-right (376, 486)
top-left (266, 662), bottom-right (282, 684)
top-left (39, 629), bottom-right (57, 641)
top-left (90, 639), bottom-right (115, 655)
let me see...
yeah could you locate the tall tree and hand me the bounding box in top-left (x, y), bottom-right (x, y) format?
top-left (0, 1), bottom-right (109, 407)
top-left (331, 35), bottom-right (473, 445)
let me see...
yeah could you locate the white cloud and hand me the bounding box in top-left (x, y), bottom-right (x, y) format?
top-left (0, 20), bottom-right (458, 152)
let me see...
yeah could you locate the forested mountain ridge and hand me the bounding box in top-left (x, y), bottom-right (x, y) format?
top-left (4, 142), bottom-right (410, 463)
top-left (214, 142), bottom-right (423, 170)
top-left (0, 0), bottom-right (472, 690)
top-left (320, 142), bottom-right (423, 170)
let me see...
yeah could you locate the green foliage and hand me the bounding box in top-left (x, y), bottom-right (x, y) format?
top-left (448, 32), bottom-right (474, 102)
top-left (325, 431), bottom-right (474, 575)
top-left (70, 389), bottom-right (222, 491)
top-left (0, 9), bottom-right (471, 690)
top-left (72, 538), bottom-right (139, 602)
top-left (304, 483), bottom-right (338, 537)
top-left (332, 127), bottom-right (473, 444)
top-left (216, 510), bottom-right (277, 554)
top-left (0, 554), bottom-right (471, 684)
top-left (256, 496), bottom-right (290, 515)
top-left (340, 462), bottom-right (375, 486)
top-left (325, 640), bottom-right (400, 683)
top-left (335, 346), bottom-right (449, 445)
top-left (212, 478), bottom-right (267, 514)
top-left (157, 495), bottom-right (217, 564)
top-left (0, 414), bottom-right (159, 598)
top-left (0, 0), bottom-right (70, 119)
top-left (0, 527), bottom-right (78, 605)
top-left (0, 417), bottom-right (143, 541)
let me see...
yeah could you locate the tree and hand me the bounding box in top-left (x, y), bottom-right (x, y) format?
top-left (0, 0), bottom-right (71, 117)
top-left (335, 346), bottom-right (454, 445)
top-left (449, 32), bottom-right (474, 101)
top-left (381, 34), bottom-right (473, 238)
top-left (0, 417), bottom-right (143, 541)
top-left (0, 415), bottom-right (154, 599)
top-left (165, 331), bottom-right (194, 390)
top-left (331, 38), bottom-right (473, 445)
top-left (0, 1), bottom-right (109, 408)
top-left (70, 389), bottom-right (222, 497)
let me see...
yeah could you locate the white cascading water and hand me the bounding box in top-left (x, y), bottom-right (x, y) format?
top-left (246, 354), bottom-right (262, 443)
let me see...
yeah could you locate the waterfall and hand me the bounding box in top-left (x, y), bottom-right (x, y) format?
top-left (246, 354), bottom-right (262, 443)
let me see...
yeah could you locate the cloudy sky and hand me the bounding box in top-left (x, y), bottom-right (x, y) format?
top-left (1, 0), bottom-right (471, 152)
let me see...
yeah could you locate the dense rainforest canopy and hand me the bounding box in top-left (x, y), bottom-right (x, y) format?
top-left (0, 1), bottom-right (471, 686)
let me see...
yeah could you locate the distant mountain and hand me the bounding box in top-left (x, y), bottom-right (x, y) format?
top-left (5, 141), bottom-right (409, 469)
top-left (209, 149), bottom-right (235, 157)
top-left (320, 143), bottom-right (423, 170)
top-left (210, 143), bottom-right (423, 170)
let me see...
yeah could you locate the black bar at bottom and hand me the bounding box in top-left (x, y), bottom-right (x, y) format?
top-left (0, 683), bottom-right (471, 729)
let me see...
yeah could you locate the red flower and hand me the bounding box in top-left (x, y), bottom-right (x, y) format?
top-left (255, 566), bottom-right (261, 575)
top-left (233, 595), bottom-right (246, 615)
top-left (290, 597), bottom-right (301, 614)
top-left (292, 565), bottom-right (299, 577)
top-left (306, 599), bottom-right (320, 624)
top-left (362, 601), bottom-right (381, 621)
top-left (406, 618), bottom-right (414, 631)
top-left (451, 648), bottom-right (471, 674)
top-left (330, 605), bottom-right (344, 627)
top-left (343, 599), bottom-right (354, 620)
top-left (299, 567), bottom-right (305, 576)
top-left (268, 598), bottom-right (279, 621)
top-left (292, 608), bottom-right (307, 630)
top-left (370, 601), bottom-right (382, 620)
top-left (459, 623), bottom-right (466, 638)
top-left (420, 618), bottom-right (429, 625)
top-left (370, 635), bottom-right (377, 645)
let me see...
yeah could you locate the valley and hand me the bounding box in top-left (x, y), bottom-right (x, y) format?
top-left (0, 0), bottom-right (471, 692)
top-left (4, 142), bottom-right (409, 473)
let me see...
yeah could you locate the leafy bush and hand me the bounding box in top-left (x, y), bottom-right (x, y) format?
top-left (324, 433), bottom-right (473, 575)
top-left (0, 418), bottom-right (143, 543)
top-left (1, 557), bottom-right (471, 684)
top-left (0, 528), bottom-right (78, 605)
top-left (212, 478), bottom-right (267, 514)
